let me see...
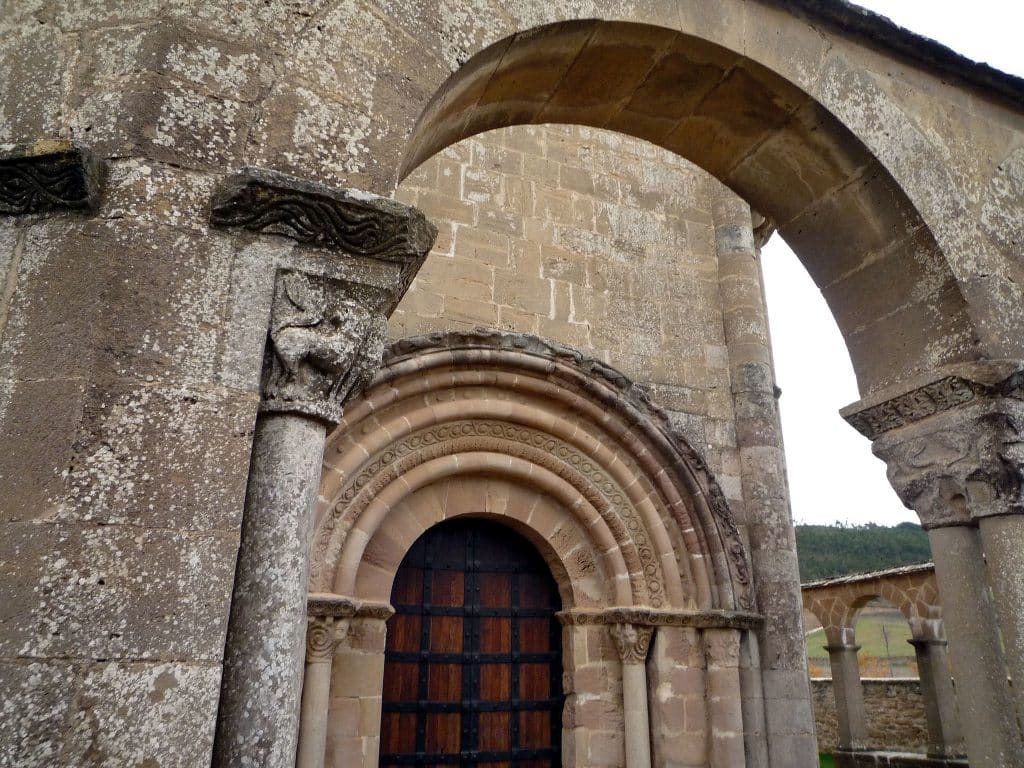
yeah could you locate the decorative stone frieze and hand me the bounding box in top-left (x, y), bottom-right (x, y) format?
top-left (842, 364), bottom-right (1023, 440)
top-left (261, 269), bottom-right (388, 424)
top-left (844, 377), bottom-right (989, 440)
top-left (872, 399), bottom-right (1024, 528)
top-left (558, 607), bottom-right (764, 630)
top-left (209, 167), bottom-right (436, 310)
top-left (0, 141), bottom-right (102, 215)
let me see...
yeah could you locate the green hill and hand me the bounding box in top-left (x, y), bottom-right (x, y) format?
top-left (795, 522), bottom-right (931, 582)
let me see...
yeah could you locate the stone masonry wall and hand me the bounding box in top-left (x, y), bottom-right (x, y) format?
top-left (392, 124), bottom-right (743, 492)
top-left (811, 678), bottom-right (930, 754)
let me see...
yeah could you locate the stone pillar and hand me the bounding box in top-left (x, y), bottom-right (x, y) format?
top-left (824, 642), bottom-right (867, 750)
top-left (929, 525), bottom-right (1023, 767)
top-left (977, 513), bottom-right (1024, 729)
top-left (208, 170), bottom-right (436, 768)
top-left (610, 623), bottom-right (654, 768)
top-left (705, 628), bottom-right (746, 767)
top-left (714, 194), bottom-right (815, 767)
top-left (908, 637), bottom-right (963, 757)
top-left (846, 365), bottom-right (1024, 768)
top-left (297, 595), bottom-right (358, 768)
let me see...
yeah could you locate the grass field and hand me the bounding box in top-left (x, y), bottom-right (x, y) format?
top-left (819, 755), bottom-right (835, 768)
top-left (806, 605), bottom-right (918, 677)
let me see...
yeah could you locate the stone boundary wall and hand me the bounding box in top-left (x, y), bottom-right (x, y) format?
top-left (811, 678), bottom-right (929, 754)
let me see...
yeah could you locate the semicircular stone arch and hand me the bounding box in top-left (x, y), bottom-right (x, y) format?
top-left (312, 330), bottom-right (755, 615)
top-left (394, 18), bottom-right (977, 394)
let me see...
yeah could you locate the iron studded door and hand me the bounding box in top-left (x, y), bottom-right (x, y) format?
top-left (380, 519), bottom-right (563, 767)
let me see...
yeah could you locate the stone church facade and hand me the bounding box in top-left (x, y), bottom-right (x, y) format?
top-left (1, 3), bottom-right (1023, 768)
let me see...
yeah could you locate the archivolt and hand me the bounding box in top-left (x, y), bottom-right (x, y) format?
top-left (311, 330), bottom-right (755, 612)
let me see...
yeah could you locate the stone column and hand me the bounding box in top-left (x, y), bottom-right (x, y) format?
top-left (928, 525), bottom-right (1022, 767)
top-left (977, 513), bottom-right (1024, 728)
top-left (297, 595), bottom-right (359, 768)
top-left (714, 194), bottom-right (814, 767)
top-left (855, 374), bottom-right (1024, 768)
top-left (610, 623), bottom-right (655, 768)
top-left (908, 636), bottom-right (963, 757)
top-left (208, 170), bottom-right (435, 768)
top-left (824, 642), bottom-right (867, 750)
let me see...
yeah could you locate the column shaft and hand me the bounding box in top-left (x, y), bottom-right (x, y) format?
top-left (909, 638), bottom-right (963, 757)
top-left (213, 414), bottom-right (327, 768)
top-left (929, 525), bottom-right (1024, 768)
top-left (296, 657), bottom-right (333, 768)
top-left (825, 645), bottom-right (867, 750)
top-left (978, 513), bottom-right (1024, 732)
top-left (622, 662), bottom-right (653, 768)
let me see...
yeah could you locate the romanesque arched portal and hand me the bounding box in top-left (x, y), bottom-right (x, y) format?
top-left (299, 331), bottom-right (762, 768)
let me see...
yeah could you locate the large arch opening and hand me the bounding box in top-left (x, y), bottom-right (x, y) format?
top-left (398, 20), bottom-right (976, 395)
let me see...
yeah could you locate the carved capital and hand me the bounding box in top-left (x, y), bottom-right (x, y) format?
top-left (305, 616), bottom-right (350, 662)
top-left (0, 141), bottom-right (102, 216)
top-left (261, 269), bottom-right (387, 425)
top-left (873, 398), bottom-right (1024, 528)
top-left (609, 622), bottom-right (654, 664)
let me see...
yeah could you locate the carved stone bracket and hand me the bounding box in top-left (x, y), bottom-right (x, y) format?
top-left (610, 623), bottom-right (654, 664)
top-left (261, 269), bottom-right (388, 425)
top-left (0, 141), bottom-right (102, 216)
top-left (872, 396), bottom-right (1024, 528)
top-left (209, 167), bottom-right (436, 312)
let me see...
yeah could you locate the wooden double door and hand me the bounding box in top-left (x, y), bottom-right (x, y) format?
top-left (380, 519), bottom-right (563, 767)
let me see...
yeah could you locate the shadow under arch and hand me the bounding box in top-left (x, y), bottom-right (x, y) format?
top-left (397, 19), bottom-right (976, 395)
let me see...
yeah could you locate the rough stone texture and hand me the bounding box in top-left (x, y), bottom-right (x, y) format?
top-left (212, 415), bottom-right (327, 768)
top-left (811, 679), bottom-right (930, 755)
top-left (2, 2), bottom-right (1024, 766)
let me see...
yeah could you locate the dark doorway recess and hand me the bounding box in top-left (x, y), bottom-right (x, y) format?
top-left (380, 518), bottom-right (564, 767)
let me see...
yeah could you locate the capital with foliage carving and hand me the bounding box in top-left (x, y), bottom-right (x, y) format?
top-left (260, 269), bottom-right (387, 425)
top-left (305, 616), bottom-right (350, 663)
top-left (610, 623), bottom-right (654, 665)
top-left (872, 397), bottom-right (1024, 529)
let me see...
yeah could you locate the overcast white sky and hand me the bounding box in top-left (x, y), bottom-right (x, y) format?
top-left (761, 0), bottom-right (1024, 526)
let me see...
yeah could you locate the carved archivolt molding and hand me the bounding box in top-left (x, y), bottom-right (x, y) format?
top-left (312, 420), bottom-right (661, 607)
top-left (0, 141), bottom-right (101, 216)
top-left (312, 330), bottom-right (756, 615)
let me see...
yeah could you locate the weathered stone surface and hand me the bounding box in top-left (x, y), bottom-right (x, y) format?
top-left (65, 661), bottom-right (223, 767)
top-left (0, 661), bottom-right (75, 766)
top-left (0, 522), bottom-right (238, 661)
top-left (0, 142), bottom-right (102, 216)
